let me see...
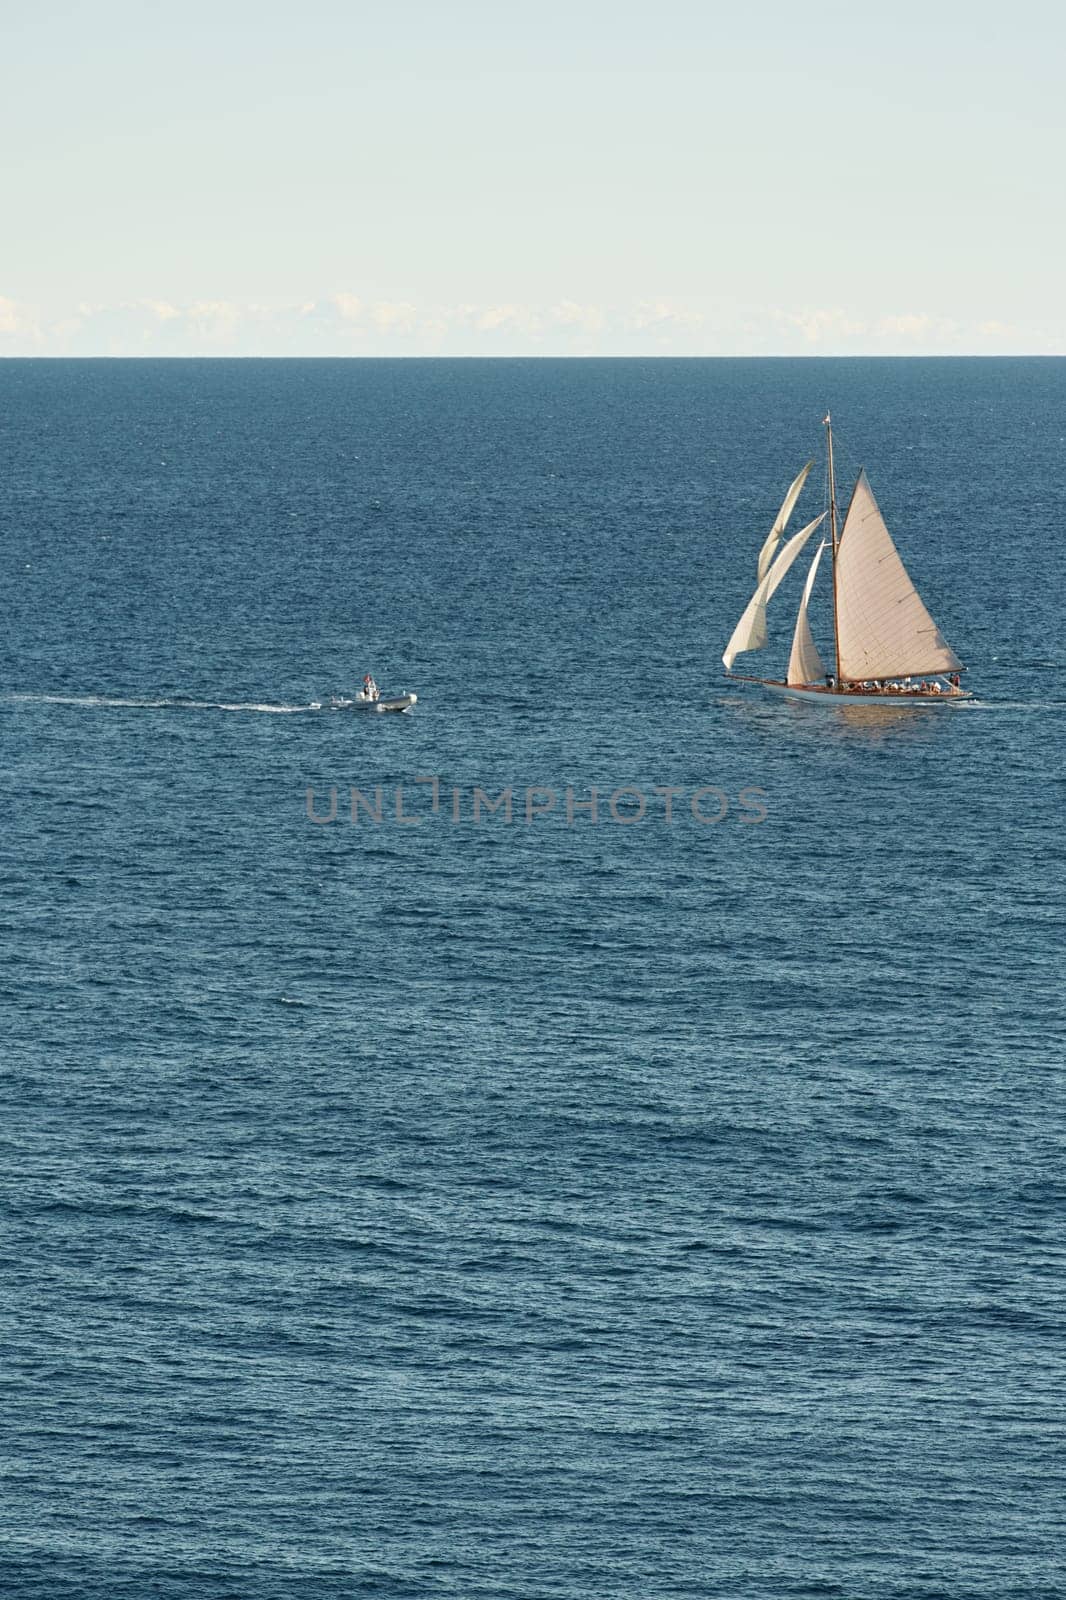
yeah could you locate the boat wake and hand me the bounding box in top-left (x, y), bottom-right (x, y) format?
top-left (957, 699), bottom-right (1066, 712)
top-left (5, 692), bottom-right (327, 714)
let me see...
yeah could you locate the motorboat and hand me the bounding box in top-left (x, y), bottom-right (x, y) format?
top-left (331, 690), bottom-right (417, 714)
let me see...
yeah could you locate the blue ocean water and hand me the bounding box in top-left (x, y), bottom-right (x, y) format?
top-left (1, 358), bottom-right (1064, 1599)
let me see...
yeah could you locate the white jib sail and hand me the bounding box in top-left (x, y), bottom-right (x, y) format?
top-left (787, 540), bottom-right (827, 686)
top-left (835, 471), bottom-right (962, 680)
top-left (756, 459), bottom-right (815, 581)
top-left (723, 513), bottom-right (826, 672)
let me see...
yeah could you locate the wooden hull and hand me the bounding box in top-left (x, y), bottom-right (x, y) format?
top-left (729, 676), bottom-right (972, 707)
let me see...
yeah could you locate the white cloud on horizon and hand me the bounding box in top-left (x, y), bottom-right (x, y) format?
top-left (770, 306), bottom-right (1023, 351)
top-left (627, 301), bottom-right (706, 334)
top-left (551, 300), bottom-right (607, 334)
top-left (185, 301), bottom-right (243, 341)
top-left (0, 295), bottom-right (41, 341)
top-left (373, 301), bottom-right (418, 333)
top-left (332, 292), bottom-right (363, 322)
top-left (0, 292), bottom-right (1058, 356)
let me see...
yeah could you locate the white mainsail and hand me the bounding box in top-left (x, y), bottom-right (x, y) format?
top-left (756, 460), bottom-right (815, 581)
top-left (723, 513), bottom-right (826, 672)
top-left (787, 540), bottom-right (827, 686)
top-left (835, 471), bottom-right (962, 680)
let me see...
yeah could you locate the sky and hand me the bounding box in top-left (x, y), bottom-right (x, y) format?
top-left (2, 0), bottom-right (1064, 356)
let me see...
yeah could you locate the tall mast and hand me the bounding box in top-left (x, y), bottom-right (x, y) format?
top-left (825, 412), bottom-right (842, 681)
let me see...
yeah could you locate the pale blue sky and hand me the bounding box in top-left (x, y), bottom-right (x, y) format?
top-left (2, 0), bottom-right (1063, 354)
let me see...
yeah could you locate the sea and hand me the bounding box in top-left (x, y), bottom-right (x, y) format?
top-left (1, 358), bottom-right (1064, 1599)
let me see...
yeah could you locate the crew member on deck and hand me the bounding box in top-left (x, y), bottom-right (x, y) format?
top-left (363, 673), bottom-right (379, 702)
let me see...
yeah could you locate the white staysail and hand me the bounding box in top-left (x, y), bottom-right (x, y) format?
top-left (835, 471), bottom-right (962, 680)
top-left (756, 459), bottom-right (815, 581)
top-left (723, 513), bottom-right (826, 672)
top-left (787, 540), bottom-right (827, 686)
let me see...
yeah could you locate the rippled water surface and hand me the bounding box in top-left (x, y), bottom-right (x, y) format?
top-left (2, 359), bottom-right (1064, 1598)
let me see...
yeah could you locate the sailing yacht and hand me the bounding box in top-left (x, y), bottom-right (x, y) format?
top-left (723, 415), bottom-right (972, 705)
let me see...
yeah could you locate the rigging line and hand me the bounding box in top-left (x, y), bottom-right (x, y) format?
top-left (827, 424), bottom-right (859, 509)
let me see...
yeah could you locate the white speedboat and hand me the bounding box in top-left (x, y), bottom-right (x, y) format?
top-left (331, 691), bottom-right (418, 714)
top-left (722, 414), bottom-right (973, 706)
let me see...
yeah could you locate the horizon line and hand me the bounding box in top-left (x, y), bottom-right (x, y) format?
top-left (2, 351), bottom-right (1064, 362)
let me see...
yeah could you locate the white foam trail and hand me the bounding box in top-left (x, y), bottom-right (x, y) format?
top-left (956, 700), bottom-right (1066, 711)
top-left (4, 692), bottom-right (320, 713)
top-left (211, 702), bottom-right (311, 714)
